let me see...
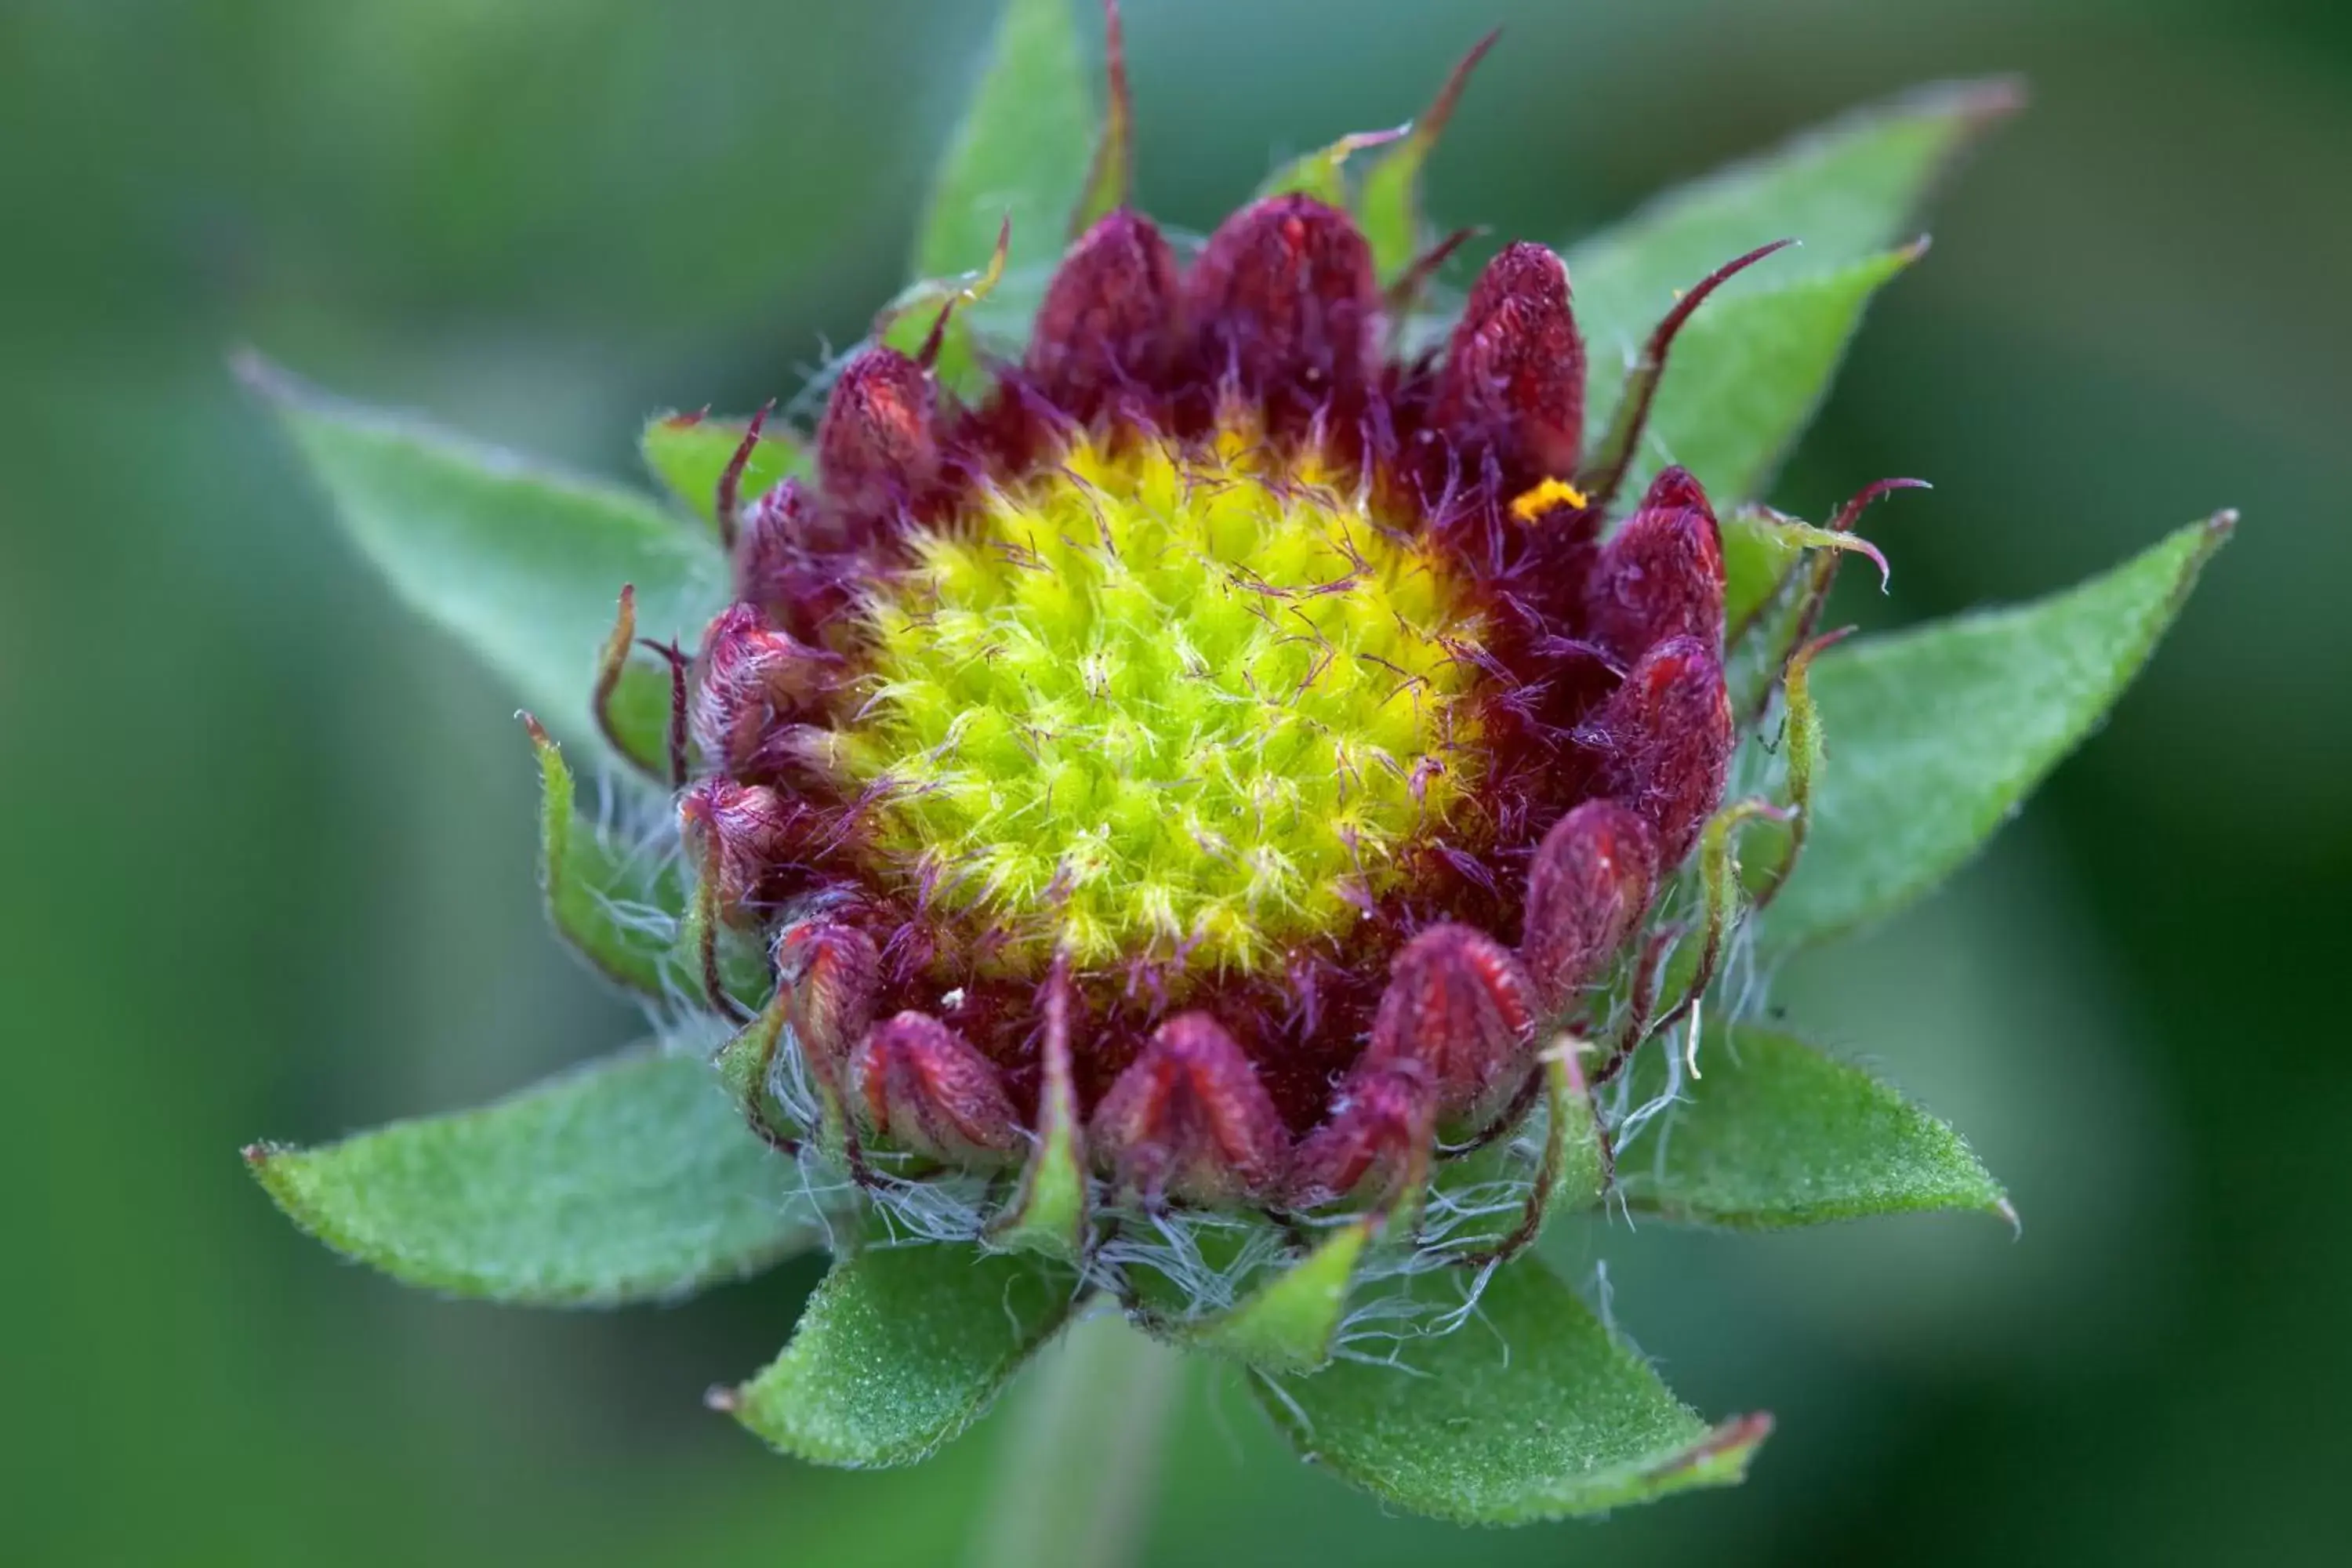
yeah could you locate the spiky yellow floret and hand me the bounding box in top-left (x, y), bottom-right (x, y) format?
top-left (848, 421), bottom-right (1482, 972)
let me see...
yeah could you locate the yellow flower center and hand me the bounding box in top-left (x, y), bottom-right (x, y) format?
top-left (848, 422), bottom-right (1481, 973)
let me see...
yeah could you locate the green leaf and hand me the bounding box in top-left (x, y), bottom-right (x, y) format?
top-left (987, 1097), bottom-right (1087, 1260)
top-left (717, 1243), bottom-right (1081, 1467)
top-left (1534, 1043), bottom-right (1610, 1224)
top-left (1566, 78), bottom-right (2018, 371)
top-left (1177, 1218), bottom-right (1375, 1374)
top-left (244, 356), bottom-right (730, 757)
top-left (1614, 1025), bottom-right (2007, 1228)
top-left (1767, 515), bottom-right (2233, 948)
top-left (913, 0), bottom-right (1091, 296)
top-left (641, 412), bottom-right (808, 535)
top-left (1722, 507), bottom-right (1809, 642)
top-left (1252, 1253), bottom-right (1768, 1523)
top-left (1258, 127), bottom-right (1406, 206)
top-left (1356, 32), bottom-right (1497, 282)
top-left (246, 1047), bottom-right (819, 1306)
top-left (1622, 245), bottom-right (1918, 503)
top-left (988, 972), bottom-right (1091, 1259)
top-left (527, 718), bottom-right (686, 998)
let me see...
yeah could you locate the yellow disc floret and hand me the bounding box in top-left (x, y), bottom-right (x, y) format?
top-left (848, 423), bottom-right (1480, 973)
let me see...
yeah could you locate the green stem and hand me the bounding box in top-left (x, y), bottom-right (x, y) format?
top-left (968, 1305), bottom-right (1181, 1568)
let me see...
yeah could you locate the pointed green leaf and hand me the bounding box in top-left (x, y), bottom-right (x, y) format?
top-left (712, 970), bottom-right (811, 1151)
top-left (1258, 127), bottom-right (1406, 206)
top-left (1179, 1218), bottom-right (1375, 1374)
top-left (986, 1105), bottom-right (1087, 1261)
top-left (1615, 1025), bottom-right (2006, 1228)
top-left (717, 1243), bottom-right (1080, 1467)
top-left (1537, 1043), bottom-right (1610, 1223)
top-left (913, 0), bottom-right (1091, 329)
top-left (528, 719), bottom-right (686, 998)
top-left (1357, 32), bottom-right (1497, 281)
top-left (1722, 506), bottom-right (1810, 642)
top-left (1722, 511), bottom-right (1804, 639)
top-left (1252, 1254), bottom-right (1768, 1523)
top-left (989, 969), bottom-right (1091, 1259)
top-left (245, 357), bottom-right (729, 759)
top-left (246, 1047), bottom-right (819, 1306)
top-left (1620, 245), bottom-right (1918, 503)
top-left (1766, 515), bottom-right (2232, 949)
top-left (641, 412), bottom-right (808, 535)
top-left (1566, 78), bottom-right (2018, 369)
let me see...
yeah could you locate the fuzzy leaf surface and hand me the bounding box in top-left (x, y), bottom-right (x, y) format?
top-left (1566, 78), bottom-right (2016, 379)
top-left (247, 1048), bottom-right (818, 1306)
top-left (1613, 1025), bottom-right (2005, 1227)
top-left (1768, 516), bottom-right (2232, 948)
top-left (641, 413), bottom-right (808, 535)
top-left (720, 1243), bottom-right (1080, 1467)
top-left (530, 722), bottom-right (685, 997)
top-left (1252, 1254), bottom-right (1767, 1523)
top-left (1623, 246), bottom-right (1916, 503)
top-left (247, 358), bottom-right (728, 759)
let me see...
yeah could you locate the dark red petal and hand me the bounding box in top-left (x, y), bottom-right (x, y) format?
top-left (1583, 465), bottom-right (1726, 661)
top-left (815, 347), bottom-right (938, 517)
top-left (853, 1011), bottom-right (1025, 1167)
top-left (1359, 924), bottom-right (1538, 1128)
top-left (1287, 1063), bottom-right (1437, 1209)
top-left (1027, 209), bottom-right (1183, 419)
top-left (776, 921), bottom-right (880, 1083)
top-left (1584, 634), bottom-right (1733, 866)
top-left (1186, 194), bottom-right (1380, 402)
top-left (689, 603), bottom-right (844, 779)
top-left (1433, 241), bottom-right (1585, 482)
top-left (1089, 1012), bottom-right (1290, 1207)
top-left (1522, 800), bottom-right (1660, 1015)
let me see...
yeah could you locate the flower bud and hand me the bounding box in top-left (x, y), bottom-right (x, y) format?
top-left (1583, 634), bottom-right (1733, 866)
top-left (1186, 194), bottom-right (1381, 404)
top-left (1522, 800), bottom-right (1659, 1015)
top-left (1583, 466), bottom-right (1726, 662)
top-left (777, 921), bottom-right (880, 1083)
top-left (734, 478), bottom-right (879, 654)
top-left (1360, 924), bottom-right (1537, 1129)
top-left (1090, 1013), bottom-right (1290, 1207)
top-left (1028, 209), bottom-right (1183, 421)
top-left (690, 603), bottom-right (844, 779)
top-left (1434, 241), bottom-right (1585, 484)
top-left (677, 779), bottom-right (800, 920)
top-left (817, 347), bottom-right (939, 517)
top-left (1287, 1062), bottom-right (1437, 1210)
top-left (733, 475), bottom-right (818, 604)
top-left (852, 1011), bottom-right (1025, 1167)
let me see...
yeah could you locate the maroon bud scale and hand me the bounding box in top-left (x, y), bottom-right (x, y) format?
top-left (1521, 800), bottom-right (1660, 1015)
top-left (1027, 209), bottom-right (1183, 422)
top-left (1090, 1013), bottom-right (1291, 1207)
top-left (1434, 241), bottom-right (1586, 484)
top-left (1186, 194), bottom-right (1381, 405)
top-left (853, 1011), bottom-right (1025, 1167)
top-left (777, 922), bottom-right (880, 1089)
top-left (1583, 466), bottom-right (1726, 662)
top-left (1288, 1062), bottom-right (1438, 1210)
top-left (690, 603), bottom-right (844, 779)
top-left (1583, 635), bottom-right (1733, 866)
top-left (1361, 924), bottom-right (1537, 1128)
top-left (816, 347), bottom-right (940, 517)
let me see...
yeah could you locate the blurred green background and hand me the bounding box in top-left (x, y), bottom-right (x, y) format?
top-left (5, 0), bottom-right (2347, 1562)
